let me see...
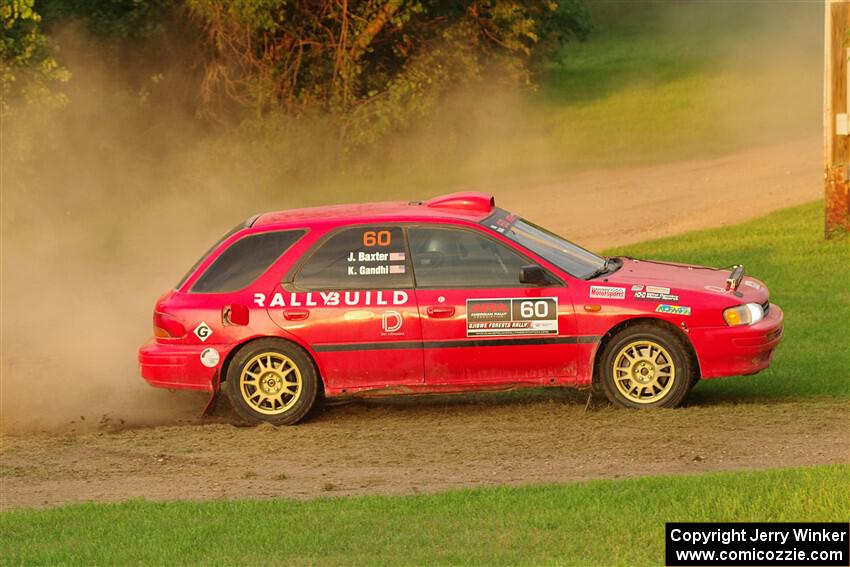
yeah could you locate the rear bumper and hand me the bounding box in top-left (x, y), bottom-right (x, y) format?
top-left (690, 305), bottom-right (784, 379)
top-left (138, 338), bottom-right (220, 392)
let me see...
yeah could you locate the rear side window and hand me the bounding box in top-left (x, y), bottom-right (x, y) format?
top-left (190, 230), bottom-right (306, 293)
top-left (176, 217), bottom-right (257, 289)
top-left (295, 226), bottom-right (411, 289)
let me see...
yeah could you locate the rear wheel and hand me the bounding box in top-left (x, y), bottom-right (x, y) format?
top-left (599, 324), bottom-right (692, 408)
top-left (224, 339), bottom-right (318, 425)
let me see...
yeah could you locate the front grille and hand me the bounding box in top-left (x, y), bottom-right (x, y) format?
top-left (761, 300), bottom-right (770, 316)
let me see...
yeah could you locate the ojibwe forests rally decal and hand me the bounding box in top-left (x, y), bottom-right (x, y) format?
top-left (466, 297), bottom-right (558, 337)
top-left (253, 290), bottom-right (410, 308)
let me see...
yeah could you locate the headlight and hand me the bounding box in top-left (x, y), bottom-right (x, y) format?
top-left (723, 303), bottom-right (764, 326)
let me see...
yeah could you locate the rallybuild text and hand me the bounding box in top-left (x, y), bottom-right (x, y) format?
top-left (665, 522), bottom-right (849, 567)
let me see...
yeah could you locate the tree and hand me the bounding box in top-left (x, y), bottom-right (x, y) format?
top-left (0, 0), bottom-right (70, 116)
top-left (187, 0), bottom-right (589, 138)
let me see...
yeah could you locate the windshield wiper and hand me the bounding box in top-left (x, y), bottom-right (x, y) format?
top-left (585, 257), bottom-right (611, 280)
top-left (585, 257), bottom-right (623, 280)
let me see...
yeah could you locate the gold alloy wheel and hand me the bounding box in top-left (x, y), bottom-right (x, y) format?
top-left (239, 352), bottom-right (302, 415)
top-left (612, 340), bottom-right (676, 404)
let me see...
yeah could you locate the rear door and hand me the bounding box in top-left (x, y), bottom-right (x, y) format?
top-left (408, 225), bottom-right (579, 385)
top-left (267, 225), bottom-right (424, 391)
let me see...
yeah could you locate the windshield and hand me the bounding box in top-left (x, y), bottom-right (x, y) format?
top-left (482, 209), bottom-right (607, 279)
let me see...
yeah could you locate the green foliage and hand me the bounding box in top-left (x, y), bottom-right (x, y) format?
top-left (0, 0), bottom-right (69, 116)
top-left (39, 0), bottom-right (173, 40)
top-left (186, 0), bottom-right (590, 139)
top-left (1, 465), bottom-right (846, 565)
top-left (0, 0), bottom-right (584, 140)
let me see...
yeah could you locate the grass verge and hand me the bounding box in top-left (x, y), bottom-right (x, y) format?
top-left (605, 201), bottom-right (850, 400)
top-left (536, 1), bottom-right (821, 168)
top-left (1, 465), bottom-right (847, 566)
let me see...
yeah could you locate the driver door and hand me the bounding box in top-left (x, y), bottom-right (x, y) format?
top-left (408, 225), bottom-right (579, 385)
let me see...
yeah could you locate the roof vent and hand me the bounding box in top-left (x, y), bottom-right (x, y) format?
top-left (425, 191), bottom-right (495, 213)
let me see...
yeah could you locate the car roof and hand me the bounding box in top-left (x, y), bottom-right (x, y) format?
top-left (252, 191), bottom-right (497, 228)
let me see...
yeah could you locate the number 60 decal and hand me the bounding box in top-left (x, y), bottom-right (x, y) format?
top-left (512, 298), bottom-right (557, 321)
top-left (519, 300), bottom-right (549, 318)
top-left (363, 230), bottom-right (391, 247)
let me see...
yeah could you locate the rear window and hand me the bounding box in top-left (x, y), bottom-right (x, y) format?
top-left (190, 230), bottom-right (306, 293)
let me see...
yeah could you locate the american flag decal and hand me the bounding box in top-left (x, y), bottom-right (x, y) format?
top-left (389, 265), bottom-right (406, 274)
top-left (389, 252), bottom-right (405, 261)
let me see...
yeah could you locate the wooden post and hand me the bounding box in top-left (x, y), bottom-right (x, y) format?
top-left (825, 0), bottom-right (850, 237)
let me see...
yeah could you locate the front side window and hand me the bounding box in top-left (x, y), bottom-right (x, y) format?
top-left (295, 226), bottom-right (412, 289)
top-left (482, 209), bottom-right (606, 279)
top-left (408, 227), bottom-right (529, 288)
top-left (191, 230), bottom-right (306, 293)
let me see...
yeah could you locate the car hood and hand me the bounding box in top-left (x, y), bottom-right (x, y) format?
top-left (602, 257), bottom-right (769, 304)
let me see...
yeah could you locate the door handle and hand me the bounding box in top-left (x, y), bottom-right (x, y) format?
top-left (426, 305), bottom-right (455, 318)
top-left (283, 308), bottom-right (310, 321)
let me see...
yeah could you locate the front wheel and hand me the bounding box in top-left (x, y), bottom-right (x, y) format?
top-left (224, 339), bottom-right (318, 425)
top-left (599, 324), bottom-right (692, 408)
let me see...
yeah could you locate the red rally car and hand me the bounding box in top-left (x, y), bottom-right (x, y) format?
top-left (139, 192), bottom-right (784, 425)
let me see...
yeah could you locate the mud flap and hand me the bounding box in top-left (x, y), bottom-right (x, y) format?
top-left (202, 372), bottom-right (221, 417)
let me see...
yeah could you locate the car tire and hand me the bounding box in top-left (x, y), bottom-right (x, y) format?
top-left (599, 323), bottom-right (692, 409)
top-left (224, 338), bottom-right (319, 425)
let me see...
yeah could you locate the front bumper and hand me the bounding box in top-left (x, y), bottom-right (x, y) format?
top-left (689, 304), bottom-right (784, 379)
top-left (138, 338), bottom-right (220, 392)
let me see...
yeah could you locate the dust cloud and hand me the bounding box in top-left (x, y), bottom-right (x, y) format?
top-left (0, 2), bottom-right (822, 434)
top-left (0, 26), bottom-right (547, 434)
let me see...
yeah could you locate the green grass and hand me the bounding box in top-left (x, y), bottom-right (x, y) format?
top-left (533, 1), bottom-right (821, 168)
top-left (604, 201), bottom-right (850, 400)
top-left (1, 465), bottom-right (847, 566)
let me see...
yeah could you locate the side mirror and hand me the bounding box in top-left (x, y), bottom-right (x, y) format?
top-left (519, 264), bottom-right (547, 285)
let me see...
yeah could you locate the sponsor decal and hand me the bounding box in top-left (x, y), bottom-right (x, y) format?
top-left (634, 291), bottom-right (680, 302)
top-left (646, 285), bottom-right (670, 294)
top-left (631, 285), bottom-right (644, 291)
top-left (656, 304), bottom-right (691, 316)
top-left (704, 285), bottom-right (727, 294)
top-left (254, 290), bottom-right (410, 308)
top-left (466, 297), bottom-right (558, 337)
top-left (193, 322), bottom-right (212, 342)
top-left (589, 285), bottom-right (626, 300)
top-left (200, 347), bottom-right (220, 368)
top-left (381, 311), bottom-right (403, 335)
top-left (743, 280), bottom-right (762, 290)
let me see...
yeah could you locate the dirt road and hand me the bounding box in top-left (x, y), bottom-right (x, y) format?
top-left (1, 136), bottom-right (842, 510)
top-left (2, 396), bottom-right (847, 509)
top-left (499, 136), bottom-right (822, 250)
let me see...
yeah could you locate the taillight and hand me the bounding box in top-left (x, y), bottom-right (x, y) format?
top-left (153, 312), bottom-right (186, 339)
